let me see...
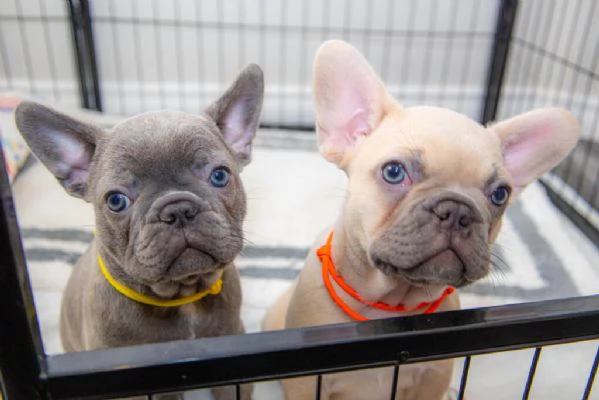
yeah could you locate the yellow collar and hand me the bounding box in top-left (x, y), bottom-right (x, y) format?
top-left (98, 255), bottom-right (223, 307)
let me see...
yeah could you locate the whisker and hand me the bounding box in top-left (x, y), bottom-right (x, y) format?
top-left (424, 285), bottom-right (432, 300)
top-left (490, 252), bottom-right (510, 276)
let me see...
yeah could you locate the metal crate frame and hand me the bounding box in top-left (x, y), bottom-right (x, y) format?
top-left (1, 0), bottom-right (599, 399)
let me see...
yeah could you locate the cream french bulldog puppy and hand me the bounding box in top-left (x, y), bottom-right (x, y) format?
top-left (263, 40), bottom-right (579, 399)
top-left (16, 64), bottom-right (264, 400)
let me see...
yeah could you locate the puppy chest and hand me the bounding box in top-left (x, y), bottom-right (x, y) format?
top-left (177, 304), bottom-right (203, 339)
top-left (178, 303), bottom-right (223, 339)
top-left (329, 363), bottom-right (445, 400)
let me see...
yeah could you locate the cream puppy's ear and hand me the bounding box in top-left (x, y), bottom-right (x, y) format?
top-left (490, 108), bottom-right (580, 195)
top-left (313, 40), bottom-right (392, 167)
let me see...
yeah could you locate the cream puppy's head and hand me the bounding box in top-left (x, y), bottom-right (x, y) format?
top-left (313, 40), bottom-right (579, 288)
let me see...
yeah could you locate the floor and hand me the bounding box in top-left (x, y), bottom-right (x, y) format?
top-left (10, 128), bottom-right (599, 399)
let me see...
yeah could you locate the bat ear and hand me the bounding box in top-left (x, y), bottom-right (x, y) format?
top-left (490, 108), bottom-right (580, 195)
top-left (313, 40), bottom-right (393, 166)
top-left (205, 64), bottom-right (265, 167)
top-left (15, 101), bottom-right (104, 198)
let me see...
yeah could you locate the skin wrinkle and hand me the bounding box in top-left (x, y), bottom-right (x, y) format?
top-left (134, 222), bottom-right (161, 254)
top-left (332, 223), bottom-right (368, 282)
top-left (141, 225), bottom-right (223, 267)
top-left (135, 231), bottom-right (180, 269)
top-left (222, 189), bottom-right (246, 221)
top-left (370, 192), bottom-right (496, 286)
top-left (345, 234), bottom-right (369, 281)
top-left (374, 189), bottom-right (409, 233)
top-left (132, 191), bottom-right (237, 269)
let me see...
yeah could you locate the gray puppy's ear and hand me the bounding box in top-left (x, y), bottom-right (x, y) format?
top-left (14, 101), bottom-right (104, 199)
top-left (205, 64), bottom-right (264, 166)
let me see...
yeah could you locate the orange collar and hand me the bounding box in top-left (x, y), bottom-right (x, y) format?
top-left (317, 231), bottom-right (455, 321)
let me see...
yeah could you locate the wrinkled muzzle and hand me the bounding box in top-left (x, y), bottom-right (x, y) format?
top-left (369, 191), bottom-right (492, 287)
top-left (125, 191), bottom-right (244, 284)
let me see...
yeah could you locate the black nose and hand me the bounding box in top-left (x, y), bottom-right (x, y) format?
top-left (159, 201), bottom-right (199, 225)
top-left (431, 199), bottom-right (474, 232)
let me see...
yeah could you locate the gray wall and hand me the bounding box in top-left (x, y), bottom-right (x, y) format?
top-left (0, 0), bottom-right (499, 125)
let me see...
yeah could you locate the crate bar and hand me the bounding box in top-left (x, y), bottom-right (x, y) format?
top-left (66, 0), bottom-right (102, 111)
top-left (14, 0), bottom-right (37, 95)
top-left (131, 0), bottom-right (146, 112)
top-left (193, 1), bottom-right (204, 107)
top-left (542, 181), bottom-right (599, 248)
top-left (0, 151), bottom-right (47, 398)
top-left (523, 1), bottom-right (554, 108)
top-left (42, 295), bottom-right (599, 399)
top-left (480, 0), bottom-right (518, 124)
top-left (278, 0), bottom-right (287, 125)
top-left (418, 1), bottom-right (438, 104)
top-left (501, 0), bottom-right (533, 119)
top-left (389, 362), bottom-right (400, 400)
top-left (583, 346), bottom-right (599, 400)
top-left (39, 0), bottom-right (61, 102)
top-left (457, 356), bottom-right (471, 400)
top-left (173, 0), bottom-right (185, 111)
top-left (521, 347), bottom-right (542, 400)
top-left (297, 0), bottom-right (310, 126)
top-left (0, 21), bottom-right (14, 90)
top-left (457, 0), bottom-right (482, 112)
top-left (107, 0), bottom-right (125, 114)
top-left (315, 375), bottom-right (322, 400)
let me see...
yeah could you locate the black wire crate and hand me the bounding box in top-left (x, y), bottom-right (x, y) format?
top-left (1, 0), bottom-right (599, 399)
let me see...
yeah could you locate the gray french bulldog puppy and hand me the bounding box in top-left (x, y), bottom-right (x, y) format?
top-left (15, 64), bottom-right (264, 400)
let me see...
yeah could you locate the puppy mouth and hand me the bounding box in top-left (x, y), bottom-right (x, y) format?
top-left (165, 247), bottom-right (221, 281)
top-left (372, 248), bottom-right (468, 287)
top-left (176, 273), bottom-right (202, 285)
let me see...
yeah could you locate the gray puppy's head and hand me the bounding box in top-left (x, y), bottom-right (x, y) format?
top-left (15, 64), bottom-right (264, 289)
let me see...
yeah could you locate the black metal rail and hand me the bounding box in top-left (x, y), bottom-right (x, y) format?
top-left (40, 296), bottom-right (599, 399)
top-left (0, 149), bottom-right (47, 399)
top-left (480, 0), bottom-right (518, 124)
top-left (542, 181), bottom-right (599, 247)
top-left (66, 0), bottom-right (102, 111)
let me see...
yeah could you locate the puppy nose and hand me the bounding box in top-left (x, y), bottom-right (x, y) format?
top-left (432, 199), bottom-right (474, 232)
top-left (159, 201), bottom-right (199, 225)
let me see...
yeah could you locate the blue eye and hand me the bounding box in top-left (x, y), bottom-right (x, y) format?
top-left (382, 162), bottom-right (408, 184)
top-left (106, 192), bottom-right (131, 212)
top-left (209, 167), bottom-right (230, 188)
top-left (490, 186), bottom-right (510, 206)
